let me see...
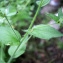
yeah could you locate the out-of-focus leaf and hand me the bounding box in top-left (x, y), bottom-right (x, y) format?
top-left (58, 42), bottom-right (63, 49)
top-left (0, 59), bottom-right (5, 63)
top-left (36, 0), bottom-right (50, 7)
top-left (6, 5), bottom-right (17, 17)
top-left (46, 13), bottom-right (59, 23)
top-left (58, 8), bottom-right (63, 17)
top-left (0, 48), bottom-right (5, 61)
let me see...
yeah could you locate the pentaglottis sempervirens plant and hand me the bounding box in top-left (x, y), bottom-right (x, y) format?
top-left (0, 0), bottom-right (63, 63)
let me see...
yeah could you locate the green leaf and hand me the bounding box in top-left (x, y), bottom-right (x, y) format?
top-left (11, 10), bottom-right (31, 23)
top-left (57, 42), bottom-right (63, 49)
top-left (58, 8), bottom-right (63, 17)
top-left (46, 13), bottom-right (59, 23)
top-left (0, 26), bottom-right (21, 45)
top-left (6, 5), bottom-right (17, 17)
top-left (8, 36), bottom-right (31, 58)
top-left (8, 45), bottom-right (26, 58)
top-left (59, 16), bottom-right (63, 24)
top-left (36, 0), bottom-right (50, 7)
top-left (0, 59), bottom-right (5, 63)
top-left (0, 47), bottom-right (5, 61)
top-left (28, 24), bottom-right (63, 39)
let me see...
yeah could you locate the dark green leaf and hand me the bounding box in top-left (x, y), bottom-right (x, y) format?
top-left (57, 42), bottom-right (63, 49)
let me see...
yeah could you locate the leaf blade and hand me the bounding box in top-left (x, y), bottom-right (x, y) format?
top-left (0, 26), bottom-right (21, 45)
top-left (28, 24), bottom-right (63, 39)
top-left (36, 0), bottom-right (50, 7)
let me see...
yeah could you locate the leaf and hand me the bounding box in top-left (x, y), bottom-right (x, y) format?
top-left (36, 0), bottom-right (50, 7)
top-left (8, 45), bottom-right (26, 58)
top-left (59, 16), bottom-right (63, 24)
top-left (11, 10), bottom-right (31, 23)
top-left (58, 8), bottom-right (63, 17)
top-left (0, 59), bottom-right (5, 63)
top-left (46, 13), bottom-right (59, 23)
top-left (0, 26), bottom-right (21, 45)
top-left (8, 36), bottom-right (31, 58)
top-left (0, 48), bottom-right (5, 61)
top-left (28, 24), bottom-right (63, 39)
top-left (57, 42), bottom-right (63, 49)
top-left (6, 5), bottom-right (17, 17)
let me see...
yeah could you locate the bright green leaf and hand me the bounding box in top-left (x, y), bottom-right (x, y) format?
top-left (8, 45), bottom-right (26, 58)
top-left (0, 26), bottom-right (21, 45)
top-left (6, 5), bottom-right (17, 17)
top-left (36, 0), bottom-right (50, 7)
top-left (28, 24), bottom-right (63, 39)
top-left (8, 36), bottom-right (31, 58)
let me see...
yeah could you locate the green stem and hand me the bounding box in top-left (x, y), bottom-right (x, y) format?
top-left (28, 0), bottom-right (43, 29)
top-left (25, 0), bottom-right (31, 6)
top-left (7, 0), bottom-right (43, 63)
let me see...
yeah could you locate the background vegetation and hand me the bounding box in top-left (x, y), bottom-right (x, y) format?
top-left (0, 0), bottom-right (63, 63)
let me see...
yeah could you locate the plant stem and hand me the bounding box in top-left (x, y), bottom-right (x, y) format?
top-left (28, 0), bottom-right (43, 29)
top-left (7, 0), bottom-right (43, 63)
